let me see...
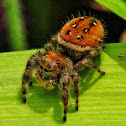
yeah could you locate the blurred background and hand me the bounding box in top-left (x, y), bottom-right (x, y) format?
top-left (0, 0), bottom-right (126, 52)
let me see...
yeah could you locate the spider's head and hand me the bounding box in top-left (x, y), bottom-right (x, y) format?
top-left (40, 51), bottom-right (64, 74)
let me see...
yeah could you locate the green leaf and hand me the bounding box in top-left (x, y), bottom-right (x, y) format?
top-left (0, 43), bottom-right (126, 125)
top-left (95, 0), bottom-right (126, 20)
top-left (4, 0), bottom-right (28, 51)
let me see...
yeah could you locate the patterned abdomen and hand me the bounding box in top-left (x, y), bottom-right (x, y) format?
top-left (60, 16), bottom-right (104, 47)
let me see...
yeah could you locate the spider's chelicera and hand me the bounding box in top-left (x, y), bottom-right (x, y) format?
top-left (22, 16), bottom-right (105, 121)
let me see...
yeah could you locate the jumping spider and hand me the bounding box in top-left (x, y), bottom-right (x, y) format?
top-left (22, 16), bottom-right (105, 121)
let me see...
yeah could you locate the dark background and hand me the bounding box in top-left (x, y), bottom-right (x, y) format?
top-left (0, 0), bottom-right (126, 52)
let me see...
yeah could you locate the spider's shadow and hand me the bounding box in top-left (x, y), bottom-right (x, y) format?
top-left (80, 54), bottom-right (104, 95)
top-left (19, 79), bottom-right (65, 124)
top-left (79, 67), bottom-right (103, 95)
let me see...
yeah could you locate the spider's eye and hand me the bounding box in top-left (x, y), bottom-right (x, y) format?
top-left (56, 60), bottom-right (60, 64)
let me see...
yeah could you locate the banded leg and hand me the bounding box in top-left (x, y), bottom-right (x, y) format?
top-left (22, 50), bottom-right (45, 103)
top-left (61, 74), bottom-right (71, 121)
top-left (73, 73), bottom-right (79, 110)
top-left (22, 61), bottom-right (33, 103)
top-left (82, 59), bottom-right (105, 75)
top-left (74, 46), bottom-right (104, 74)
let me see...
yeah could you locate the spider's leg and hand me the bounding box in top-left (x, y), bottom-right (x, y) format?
top-left (44, 35), bottom-right (57, 51)
top-left (44, 43), bottom-right (53, 51)
top-left (74, 46), bottom-right (105, 74)
top-left (82, 59), bottom-right (105, 75)
top-left (61, 74), bottom-right (71, 121)
top-left (22, 56), bottom-right (34, 103)
top-left (22, 50), bottom-right (45, 103)
top-left (73, 73), bottom-right (79, 110)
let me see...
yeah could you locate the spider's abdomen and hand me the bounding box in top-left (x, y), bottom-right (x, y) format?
top-left (60, 16), bottom-right (104, 47)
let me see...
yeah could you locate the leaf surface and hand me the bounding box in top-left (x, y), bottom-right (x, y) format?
top-left (0, 43), bottom-right (126, 126)
top-left (95, 0), bottom-right (126, 20)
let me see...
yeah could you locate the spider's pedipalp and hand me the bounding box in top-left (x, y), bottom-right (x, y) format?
top-left (35, 69), bottom-right (55, 90)
top-left (35, 69), bottom-right (43, 86)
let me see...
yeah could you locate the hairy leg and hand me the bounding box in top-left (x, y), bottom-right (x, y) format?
top-left (22, 50), bottom-right (45, 103)
top-left (61, 74), bottom-right (71, 121)
top-left (82, 59), bottom-right (105, 74)
top-left (44, 35), bottom-right (57, 51)
top-left (74, 46), bottom-right (105, 75)
top-left (73, 73), bottom-right (79, 110)
top-left (22, 56), bottom-right (34, 103)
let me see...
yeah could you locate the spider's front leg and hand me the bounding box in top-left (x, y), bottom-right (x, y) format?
top-left (60, 74), bottom-right (71, 121)
top-left (22, 51), bottom-right (45, 103)
top-left (22, 55), bottom-right (35, 103)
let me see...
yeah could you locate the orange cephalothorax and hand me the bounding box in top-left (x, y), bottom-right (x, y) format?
top-left (60, 16), bottom-right (104, 47)
top-left (47, 51), bottom-right (64, 64)
top-left (39, 51), bottom-right (65, 72)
